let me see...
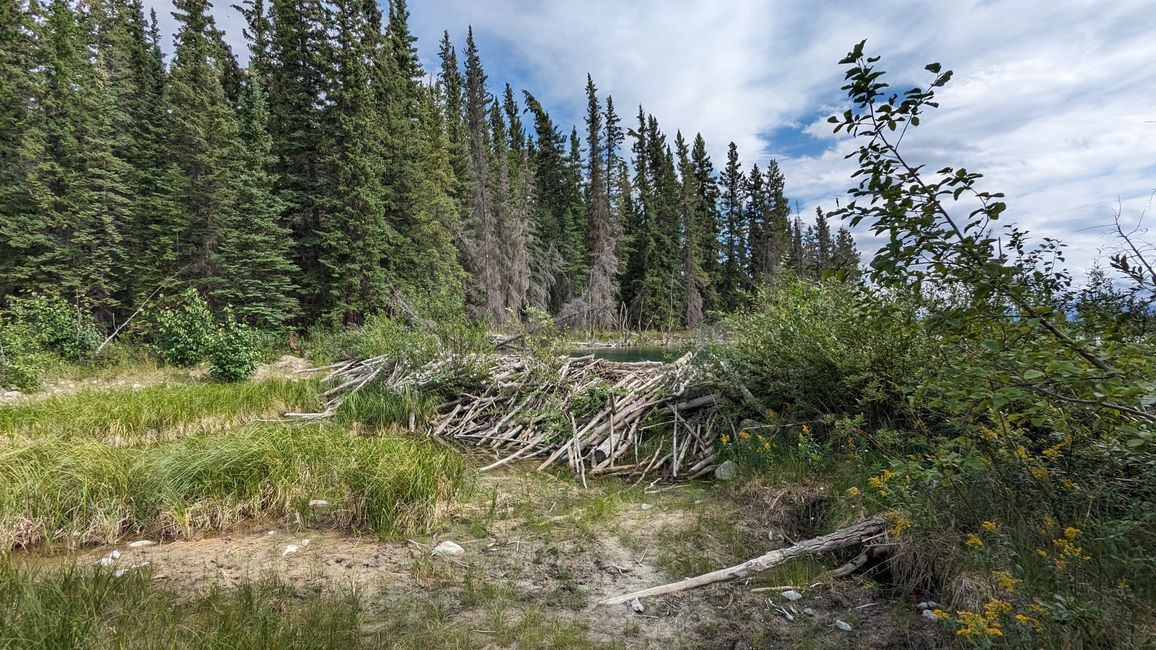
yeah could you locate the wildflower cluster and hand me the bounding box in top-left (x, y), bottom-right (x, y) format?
top-left (866, 469), bottom-right (895, 496)
top-left (1036, 526), bottom-right (1091, 571)
top-left (719, 429), bottom-right (777, 466)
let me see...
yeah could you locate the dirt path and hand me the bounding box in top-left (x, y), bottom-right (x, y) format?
top-left (50, 469), bottom-right (938, 649)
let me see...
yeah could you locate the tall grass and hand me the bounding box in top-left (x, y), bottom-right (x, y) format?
top-left (0, 380), bottom-right (321, 442)
top-left (0, 564), bottom-right (369, 649)
top-left (0, 423), bottom-right (471, 549)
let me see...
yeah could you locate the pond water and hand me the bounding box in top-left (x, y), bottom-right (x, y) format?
top-left (569, 346), bottom-right (683, 363)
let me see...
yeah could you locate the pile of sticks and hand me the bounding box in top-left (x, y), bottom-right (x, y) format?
top-left (293, 352), bottom-right (722, 480)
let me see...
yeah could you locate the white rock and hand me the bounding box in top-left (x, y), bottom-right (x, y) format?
top-left (97, 557), bottom-right (115, 567)
top-left (835, 620), bottom-right (853, 632)
top-left (281, 544), bottom-right (301, 557)
top-left (128, 540), bottom-right (156, 548)
top-left (2, 390), bottom-right (22, 399)
top-left (803, 608), bottom-right (816, 617)
top-left (922, 609), bottom-right (940, 621)
top-left (916, 601), bottom-right (939, 611)
top-left (630, 598), bottom-right (645, 613)
top-left (432, 540), bottom-right (465, 557)
top-left (107, 550), bottom-right (121, 560)
top-left (308, 499), bottom-right (329, 508)
top-left (640, 503), bottom-right (653, 511)
top-left (714, 460), bottom-right (738, 481)
top-left (782, 589), bottom-right (803, 601)
top-left (131, 383), bottom-right (143, 390)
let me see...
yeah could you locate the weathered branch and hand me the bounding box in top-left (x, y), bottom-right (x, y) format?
top-left (600, 516), bottom-right (886, 605)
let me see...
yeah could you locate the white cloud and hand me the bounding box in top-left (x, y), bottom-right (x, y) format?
top-left (149, 0), bottom-right (1156, 275)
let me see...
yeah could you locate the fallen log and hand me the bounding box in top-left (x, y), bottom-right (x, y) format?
top-left (599, 516), bottom-right (886, 605)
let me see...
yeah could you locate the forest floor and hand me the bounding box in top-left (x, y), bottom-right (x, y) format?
top-left (3, 366), bottom-right (945, 648)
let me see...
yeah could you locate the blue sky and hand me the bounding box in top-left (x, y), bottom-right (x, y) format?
top-left (152, 0), bottom-right (1156, 276)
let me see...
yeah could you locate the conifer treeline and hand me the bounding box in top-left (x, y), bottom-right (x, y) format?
top-left (0, 0), bottom-right (859, 331)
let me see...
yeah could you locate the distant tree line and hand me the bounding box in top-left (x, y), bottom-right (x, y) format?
top-left (0, 0), bottom-right (859, 331)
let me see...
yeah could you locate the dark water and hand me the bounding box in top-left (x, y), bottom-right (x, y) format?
top-left (569, 346), bottom-right (682, 363)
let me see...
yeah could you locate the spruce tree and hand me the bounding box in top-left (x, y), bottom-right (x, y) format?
top-left (830, 225), bottom-right (861, 278)
top-left (676, 131), bottom-right (705, 327)
top-left (461, 27), bottom-right (501, 321)
top-left (689, 133), bottom-right (720, 310)
top-left (745, 162), bottom-right (768, 283)
top-left (764, 160), bottom-right (791, 278)
top-left (205, 75), bottom-right (298, 328)
top-left (718, 142), bottom-right (746, 310)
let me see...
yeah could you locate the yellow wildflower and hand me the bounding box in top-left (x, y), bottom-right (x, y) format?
top-left (1063, 527), bottom-right (1081, 540)
top-left (720, 434), bottom-right (730, 445)
top-left (739, 430), bottom-right (751, 440)
top-left (983, 599), bottom-right (1013, 622)
top-left (1042, 446), bottom-right (1064, 461)
top-left (978, 426), bottom-right (999, 441)
top-left (1029, 466), bottom-right (1049, 480)
top-left (846, 486), bottom-right (861, 497)
top-left (981, 520), bottom-right (999, 533)
top-left (993, 570), bottom-right (1021, 593)
top-left (1015, 445), bottom-right (1030, 460)
top-left (888, 511), bottom-right (912, 536)
top-left (965, 533), bottom-right (984, 549)
top-left (800, 423), bottom-right (810, 435)
top-left (1015, 613), bottom-right (1043, 633)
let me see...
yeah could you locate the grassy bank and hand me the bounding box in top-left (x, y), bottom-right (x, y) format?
top-left (0, 380), bottom-right (320, 442)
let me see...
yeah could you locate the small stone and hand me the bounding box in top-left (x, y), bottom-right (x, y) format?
top-left (835, 620), bottom-right (853, 632)
top-left (308, 499), bottom-right (330, 508)
top-left (128, 540), bottom-right (156, 548)
top-left (916, 601), bottom-right (939, 611)
top-left (803, 608), bottom-right (816, 617)
top-left (131, 383), bottom-right (143, 390)
top-left (2, 390), bottom-right (22, 398)
top-left (97, 557), bottom-right (115, 567)
top-left (640, 503), bottom-right (653, 511)
top-left (922, 609), bottom-right (940, 621)
top-left (432, 540), bottom-right (465, 557)
top-left (714, 460), bottom-right (738, 481)
top-left (281, 544), bottom-right (301, 557)
top-left (630, 598), bottom-right (645, 613)
top-left (782, 589), bottom-right (803, 601)
top-left (108, 550), bottom-right (121, 560)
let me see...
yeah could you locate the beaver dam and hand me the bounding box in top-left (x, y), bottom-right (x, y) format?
top-left (292, 352), bottom-right (726, 481)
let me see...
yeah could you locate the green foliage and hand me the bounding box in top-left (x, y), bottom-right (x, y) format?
top-left (802, 41), bottom-right (1156, 646)
top-left (207, 316), bottom-right (259, 382)
top-left (0, 421), bottom-right (471, 548)
top-left (0, 380), bottom-right (319, 441)
top-left (4, 294), bottom-right (101, 362)
top-left (0, 565), bottom-right (368, 649)
top-left (722, 277), bottom-right (929, 428)
top-left (148, 288), bottom-right (215, 367)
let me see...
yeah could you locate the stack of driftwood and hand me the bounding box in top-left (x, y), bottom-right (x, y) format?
top-left (292, 352), bottom-right (722, 480)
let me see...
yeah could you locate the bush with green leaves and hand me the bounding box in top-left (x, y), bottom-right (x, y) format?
top-left (208, 317), bottom-right (260, 382)
top-left (806, 41), bottom-right (1156, 646)
top-left (3, 294), bottom-right (101, 363)
top-left (148, 289), bottom-right (216, 367)
top-left (0, 324), bottom-right (47, 391)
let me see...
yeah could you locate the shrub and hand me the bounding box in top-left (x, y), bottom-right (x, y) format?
top-left (3, 294), bottom-right (101, 362)
top-left (0, 324), bottom-right (47, 391)
top-left (721, 276), bottom-right (931, 430)
top-left (208, 317), bottom-right (260, 382)
top-left (149, 289), bottom-right (216, 367)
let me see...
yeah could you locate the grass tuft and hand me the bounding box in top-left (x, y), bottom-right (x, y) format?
top-left (0, 422), bottom-right (471, 549)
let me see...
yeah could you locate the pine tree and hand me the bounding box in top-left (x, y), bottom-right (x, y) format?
top-left (166, 0), bottom-right (240, 283)
top-left (745, 162), bottom-right (768, 283)
top-left (809, 206), bottom-right (832, 277)
top-left (718, 141), bottom-right (746, 310)
top-left (460, 27), bottom-right (501, 322)
top-left (764, 160), bottom-right (790, 278)
top-left (522, 91), bottom-right (575, 310)
top-left (268, 0), bottom-right (329, 321)
top-left (830, 225), bottom-right (860, 279)
top-left (0, 0), bottom-right (43, 300)
top-left (316, 0), bottom-right (393, 324)
top-left (689, 133), bottom-right (720, 310)
top-left (561, 75), bottom-right (618, 330)
top-left (17, 0), bottom-right (127, 316)
top-left (676, 131), bottom-right (704, 327)
top-left (204, 74), bottom-right (298, 328)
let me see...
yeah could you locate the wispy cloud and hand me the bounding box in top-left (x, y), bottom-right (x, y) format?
top-left (150, 0), bottom-right (1156, 273)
